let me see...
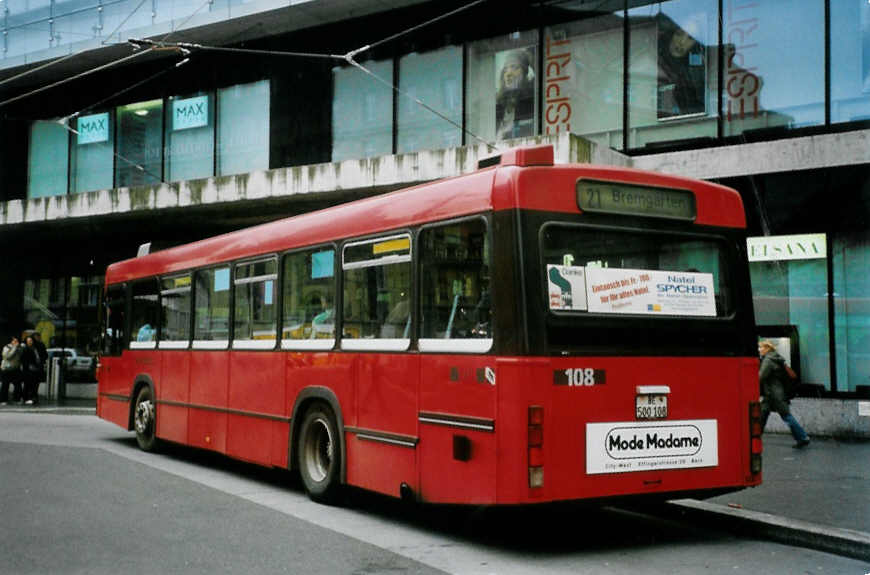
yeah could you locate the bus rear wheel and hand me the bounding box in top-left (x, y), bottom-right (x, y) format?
top-left (297, 403), bottom-right (341, 503)
top-left (133, 386), bottom-right (159, 452)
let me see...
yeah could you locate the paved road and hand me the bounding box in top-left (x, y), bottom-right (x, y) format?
top-left (1, 413), bottom-right (868, 574)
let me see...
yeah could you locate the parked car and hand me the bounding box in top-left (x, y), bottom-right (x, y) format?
top-left (46, 348), bottom-right (96, 381)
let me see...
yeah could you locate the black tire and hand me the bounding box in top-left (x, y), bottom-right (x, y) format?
top-left (133, 386), bottom-right (159, 452)
top-left (297, 403), bottom-right (342, 503)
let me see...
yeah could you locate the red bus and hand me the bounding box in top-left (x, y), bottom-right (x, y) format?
top-left (98, 144), bottom-right (762, 505)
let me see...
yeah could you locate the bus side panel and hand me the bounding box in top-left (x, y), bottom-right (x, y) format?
top-left (346, 353), bottom-right (418, 498)
top-left (188, 351), bottom-right (229, 453)
top-left (285, 352), bottom-right (356, 468)
top-left (227, 351), bottom-right (283, 466)
top-left (418, 354), bottom-right (498, 504)
top-left (157, 351), bottom-right (189, 444)
top-left (97, 356), bottom-right (132, 429)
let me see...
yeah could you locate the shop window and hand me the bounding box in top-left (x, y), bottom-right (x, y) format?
top-left (282, 247), bottom-right (336, 349)
top-left (419, 218), bottom-right (491, 353)
top-left (217, 80), bottom-right (270, 176)
top-left (748, 234), bottom-right (830, 392)
top-left (28, 120), bottom-right (69, 198)
top-left (834, 232), bottom-right (870, 395)
top-left (234, 258), bottom-right (277, 348)
top-left (332, 59), bottom-right (393, 162)
top-left (627, 0), bottom-right (718, 149)
top-left (165, 93), bottom-right (215, 182)
top-left (193, 266), bottom-right (230, 347)
top-left (160, 275), bottom-right (192, 347)
top-left (397, 46), bottom-right (462, 153)
top-left (116, 100), bottom-right (163, 187)
top-left (342, 235), bottom-right (411, 350)
top-left (466, 30), bottom-right (539, 143)
top-left (70, 110), bottom-right (114, 193)
top-left (720, 0), bottom-right (824, 137)
top-left (830, 2), bottom-right (870, 124)
top-left (130, 279), bottom-right (159, 349)
top-left (543, 2), bottom-right (624, 149)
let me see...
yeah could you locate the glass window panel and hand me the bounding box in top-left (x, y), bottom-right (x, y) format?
top-left (831, 2), bottom-right (870, 124)
top-left (466, 31), bottom-right (539, 143)
top-left (420, 219), bottom-right (491, 341)
top-left (721, 0), bottom-right (824, 136)
top-left (160, 275), bottom-right (192, 343)
top-left (234, 259), bottom-right (277, 342)
top-left (116, 100), bottom-right (163, 187)
top-left (282, 248), bottom-right (336, 342)
top-left (834, 232), bottom-right (870, 394)
top-left (628, 0), bottom-right (718, 149)
top-left (544, 5), bottom-right (624, 149)
top-left (342, 237), bottom-right (411, 342)
top-left (750, 257), bottom-right (830, 391)
top-left (165, 93), bottom-right (215, 182)
top-left (217, 80), bottom-right (270, 176)
top-left (28, 120), bottom-right (69, 198)
top-left (131, 280), bottom-right (159, 346)
top-left (70, 111), bottom-right (114, 193)
top-left (397, 46), bottom-right (462, 153)
top-left (194, 266), bottom-right (230, 343)
top-left (332, 60), bottom-right (393, 162)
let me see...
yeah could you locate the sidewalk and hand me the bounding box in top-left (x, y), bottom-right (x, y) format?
top-left (0, 397), bottom-right (96, 415)
top-left (668, 433), bottom-right (870, 562)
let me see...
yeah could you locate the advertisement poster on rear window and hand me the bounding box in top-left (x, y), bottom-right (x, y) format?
top-left (549, 267), bottom-right (716, 316)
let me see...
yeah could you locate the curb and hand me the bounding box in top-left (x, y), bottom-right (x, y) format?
top-left (667, 498), bottom-right (870, 562)
top-left (0, 406), bottom-right (96, 416)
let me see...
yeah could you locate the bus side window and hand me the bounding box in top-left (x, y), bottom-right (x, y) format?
top-left (419, 218), bottom-right (491, 343)
top-left (282, 248), bottom-right (336, 347)
top-left (130, 279), bottom-right (159, 349)
top-left (102, 285), bottom-right (127, 357)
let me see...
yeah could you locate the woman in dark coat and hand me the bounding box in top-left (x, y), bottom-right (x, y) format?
top-left (759, 340), bottom-right (809, 448)
top-left (20, 335), bottom-right (42, 406)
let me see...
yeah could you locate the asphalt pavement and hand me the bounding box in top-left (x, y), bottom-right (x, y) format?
top-left (3, 399), bottom-right (869, 564)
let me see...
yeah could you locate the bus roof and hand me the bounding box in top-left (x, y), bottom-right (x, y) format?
top-left (105, 145), bottom-right (745, 284)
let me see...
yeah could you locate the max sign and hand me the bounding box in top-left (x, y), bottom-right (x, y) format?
top-left (172, 96), bottom-right (208, 131)
top-left (77, 112), bottom-right (109, 145)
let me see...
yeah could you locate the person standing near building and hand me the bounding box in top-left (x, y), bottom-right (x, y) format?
top-left (1, 336), bottom-right (23, 405)
top-left (20, 335), bottom-right (42, 406)
top-left (759, 340), bottom-right (810, 448)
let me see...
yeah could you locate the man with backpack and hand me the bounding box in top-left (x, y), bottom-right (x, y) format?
top-left (759, 340), bottom-right (810, 448)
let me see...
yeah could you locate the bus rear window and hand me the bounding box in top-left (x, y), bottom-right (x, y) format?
top-left (541, 225), bottom-right (733, 318)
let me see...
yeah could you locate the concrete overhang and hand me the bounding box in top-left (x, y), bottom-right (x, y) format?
top-left (632, 129), bottom-right (870, 180)
top-left (0, 133), bottom-right (606, 231)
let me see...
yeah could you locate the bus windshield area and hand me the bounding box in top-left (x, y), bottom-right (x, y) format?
top-left (541, 225), bottom-right (733, 319)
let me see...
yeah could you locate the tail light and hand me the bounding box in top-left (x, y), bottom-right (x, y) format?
top-left (528, 406), bottom-right (544, 488)
top-left (749, 401), bottom-right (763, 475)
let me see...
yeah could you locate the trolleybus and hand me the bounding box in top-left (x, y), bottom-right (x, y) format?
top-left (98, 144), bottom-right (762, 505)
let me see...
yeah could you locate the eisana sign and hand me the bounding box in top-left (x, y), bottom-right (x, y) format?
top-left (747, 233), bottom-right (826, 262)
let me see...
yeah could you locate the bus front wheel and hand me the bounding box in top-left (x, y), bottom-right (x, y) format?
top-left (133, 386), bottom-right (159, 452)
top-left (297, 403), bottom-right (341, 503)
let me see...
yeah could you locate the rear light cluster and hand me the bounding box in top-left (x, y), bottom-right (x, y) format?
top-left (528, 406), bottom-right (544, 488)
top-left (749, 401), bottom-right (763, 474)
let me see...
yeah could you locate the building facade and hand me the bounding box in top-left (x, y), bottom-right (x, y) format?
top-left (0, 0), bottom-right (868, 429)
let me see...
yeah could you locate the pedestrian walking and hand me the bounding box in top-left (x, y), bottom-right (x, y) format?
top-left (759, 340), bottom-right (810, 448)
top-left (1, 336), bottom-right (24, 404)
top-left (20, 335), bottom-right (43, 406)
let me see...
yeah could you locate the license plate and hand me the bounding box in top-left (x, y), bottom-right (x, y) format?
top-left (636, 394), bottom-right (668, 420)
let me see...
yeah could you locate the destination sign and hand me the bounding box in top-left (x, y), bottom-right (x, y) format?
top-left (577, 180), bottom-right (696, 221)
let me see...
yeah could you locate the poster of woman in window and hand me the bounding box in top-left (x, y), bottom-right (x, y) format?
top-left (495, 48), bottom-right (537, 140)
top-left (657, 13), bottom-right (707, 120)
